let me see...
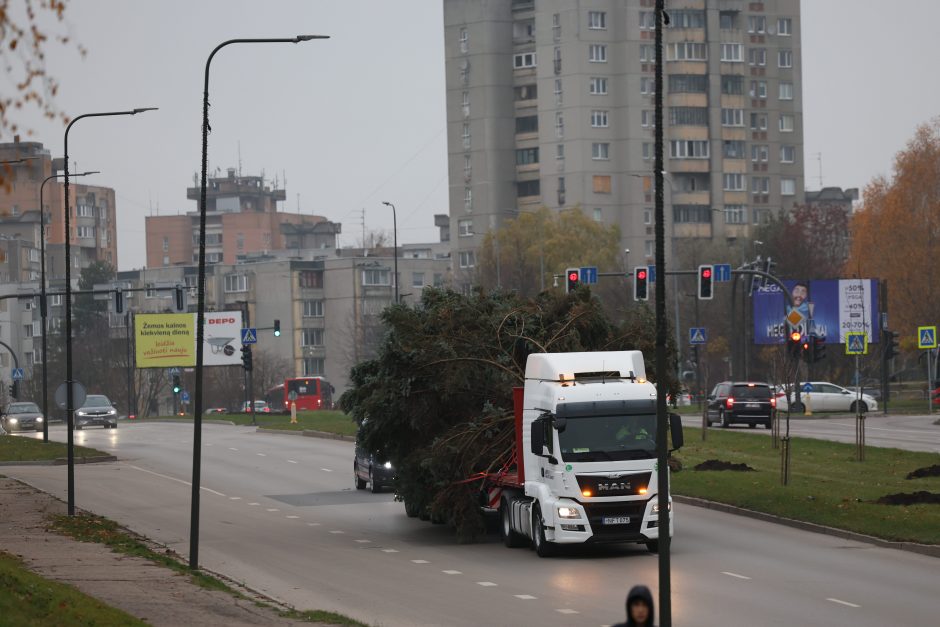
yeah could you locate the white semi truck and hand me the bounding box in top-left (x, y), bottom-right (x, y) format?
top-left (487, 350), bottom-right (683, 556)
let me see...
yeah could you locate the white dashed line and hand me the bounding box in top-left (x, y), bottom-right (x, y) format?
top-left (128, 466), bottom-right (224, 497)
top-left (826, 598), bottom-right (860, 608)
top-left (288, 460), bottom-right (298, 464)
top-left (381, 549), bottom-right (399, 553)
top-left (442, 570), bottom-right (462, 575)
top-left (266, 508), bottom-right (280, 512)
top-left (411, 560), bottom-right (430, 564)
top-left (229, 497), bottom-right (241, 501)
top-left (306, 522), bottom-right (320, 527)
top-left (721, 571), bottom-right (751, 580)
top-left (228, 447), bottom-right (238, 451)
top-left (248, 502), bottom-right (260, 506)
top-left (203, 487), bottom-right (226, 497)
top-left (355, 540), bottom-right (371, 543)
top-left (476, 582), bottom-right (498, 587)
top-left (329, 530), bottom-right (345, 534)
top-left (320, 468), bottom-right (333, 472)
top-left (286, 515), bottom-right (300, 519)
top-left (556, 609), bottom-right (578, 615)
top-left (257, 453), bottom-right (266, 457)
top-left (515, 595), bottom-right (537, 600)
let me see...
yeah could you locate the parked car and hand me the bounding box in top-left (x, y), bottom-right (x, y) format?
top-left (775, 382), bottom-right (878, 414)
top-left (705, 381), bottom-right (775, 429)
top-left (241, 400), bottom-right (271, 413)
top-left (75, 395), bottom-right (118, 430)
top-left (1, 402), bottom-right (44, 432)
top-left (354, 441), bottom-right (395, 493)
top-left (205, 407), bottom-right (228, 415)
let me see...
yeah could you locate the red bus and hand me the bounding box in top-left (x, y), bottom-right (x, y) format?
top-left (264, 377), bottom-right (333, 413)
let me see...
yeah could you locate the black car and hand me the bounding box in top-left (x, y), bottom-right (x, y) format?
top-left (75, 394), bottom-right (118, 430)
top-left (1, 402), bottom-right (45, 432)
top-left (706, 381), bottom-right (774, 429)
top-left (354, 442), bottom-right (395, 493)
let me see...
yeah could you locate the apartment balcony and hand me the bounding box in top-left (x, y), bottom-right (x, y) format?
top-left (673, 223), bottom-right (713, 238)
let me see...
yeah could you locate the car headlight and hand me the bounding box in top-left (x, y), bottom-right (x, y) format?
top-left (652, 501), bottom-right (672, 514)
top-left (36, 417), bottom-right (43, 422)
top-left (77, 411), bottom-right (88, 416)
top-left (383, 461), bottom-right (393, 470)
top-left (108, 409), bottom-right (117, 415)
top-left (557, 505), bottom-right (581, 519)
top-left (8, 418), bottom-right (17, 424)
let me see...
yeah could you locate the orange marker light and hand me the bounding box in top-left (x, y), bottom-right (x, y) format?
top-left (582, 489), bottom-right (593, 497)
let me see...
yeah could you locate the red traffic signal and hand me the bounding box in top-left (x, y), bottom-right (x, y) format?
top-left (697, 264), bottom-right (714, 300)
top-left (634, 267), bottom-right (649, 301)
top-left (565, 268), bottom-right (580, 293)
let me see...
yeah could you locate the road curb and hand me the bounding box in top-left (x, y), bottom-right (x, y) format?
top-left (0, 455), bottom-right (118, 467)
top-left (255, 427), bottom-right (355, 442)
top-left (673, 494), bottom-right (940, 559)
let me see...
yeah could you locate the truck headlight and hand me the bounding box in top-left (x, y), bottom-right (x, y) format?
top-left (652, 501), bottom-right (672, 514)
top-left (557, 505), bottom-right (581, 519)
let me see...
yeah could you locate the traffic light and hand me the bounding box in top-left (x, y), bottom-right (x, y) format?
top-left (8, 382), bottom-right (17, 400)
top-left (787, 330), bottom-right (802, 359)
top-left (811, 333), bottom-right (826, 363)
top-left (174, 286), bottom-right (185, 312)
top-left (801, 335), bottom-right (812, 362)
top-left (883, 330), bottom-right (899, 360)
top-left (565, 268), bottom-right (580, 293)
top-left (697, 264), bottom-right (714, 300)
top-left (273, 319), bottom-right (281, 337)
top-left (114, 289), bottom-right (124, 314)
top-left (241, 345), bottom-right (253, 371)
top-left (633, 267), bottom-right (649, 301)
top-left (172, 375), bottom-right (181, 395)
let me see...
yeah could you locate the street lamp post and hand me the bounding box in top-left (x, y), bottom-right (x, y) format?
top-left (382, 201), bottom-right (399, 304)
top-left (190, 35), bottom-right (328, 571)
top-left (38, 170), bottom-right (98, 443)
top-left (63, 108), bottom-right (156, 516)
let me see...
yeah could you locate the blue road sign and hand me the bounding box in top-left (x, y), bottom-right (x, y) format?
top-left (580, 266), bottom-right (598, 284)
top-left (918, 326), bottom-right (937, 350)
top-left (803, 383), bottom-right (814, 393)
top-left (689, 327), bottom-right (707, 345)
top-left (241, 327), bottom-right (258, 344)
top-left (845, 332), bottom-right (867, 355)
top-left (11, 368), bottom-right (25, 381)
top-left (181, 391), bottom-right (190, 403)
top-left (714, 264), bottom-right (732, 282)
top-left (167, 367), bottom-right (181, 376)
top-left (647, 265), bottom-right (656, 283)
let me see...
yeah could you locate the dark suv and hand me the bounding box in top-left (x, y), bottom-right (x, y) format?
top-left (706, 382), bottom-right (775, 429)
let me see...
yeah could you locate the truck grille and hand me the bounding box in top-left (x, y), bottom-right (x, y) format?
top-left (580, 501), bottom-right (648, 537)
top-left (577, 471), bottom-right (651, 497)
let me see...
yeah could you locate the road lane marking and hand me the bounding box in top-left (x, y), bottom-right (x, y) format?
top-left (320, 468), bottom-right (333, 472)
top-left (128, 466), bottom-right (225, 496)
top-left (257, 453), bottom-right (266, 457)
top-left (515, 595), bottom-right (537, 600)
top-left (266, 508), bottom-right (280, 512)
top-left (442, 570), bottom-right (462, 575)
top-left (355, 539), bottom-right (371, 543)
top-left (556, 609), bottom-right (578, 615)
top-left (203, 487), bottom-right (226, 497)
top-left (826, 598), bottom-right (860, 608)
top-left (248, 502), bottom-right (260, 506)
top-left (411, 560), bottom-right (430, 564)
top-left (286, 515), bottom-right (300, 519)
top-left (306, 522), bottom-right (321, 527)
top-left (477, 582), bottom-right (497, 587)
top-left (381, 549), bottom-right (399, 553)
top-left (721, 571), bottom-right (751, 580)
top-left (329, 530), bottom-right (345, 534)
top-left (288, 460), bottom-right (298, 464)
top-left (229, 447), bottom-right (239, 451)
top-left (229, 497), bottom-right (241, 501)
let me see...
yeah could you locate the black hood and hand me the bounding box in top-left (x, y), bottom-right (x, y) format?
top-left (626, 584), bottom-right (655, 627)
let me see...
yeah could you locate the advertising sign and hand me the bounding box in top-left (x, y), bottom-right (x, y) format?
top-left (135, 310), bottom-right (243, 367)
top-left (135, 313), bottom-right (196, 367)
top-left (752, 279), bottom-right (879, 345)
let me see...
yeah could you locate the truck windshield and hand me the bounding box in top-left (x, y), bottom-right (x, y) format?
top-left (557, 413), bottom-right (658, 462)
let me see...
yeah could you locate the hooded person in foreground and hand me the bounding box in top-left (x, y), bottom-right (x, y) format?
top-left (612, 584), bottom-right (655, 627)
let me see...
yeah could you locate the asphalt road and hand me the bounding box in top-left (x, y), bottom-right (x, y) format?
top-left (5, 422), bottom-right (938, 627)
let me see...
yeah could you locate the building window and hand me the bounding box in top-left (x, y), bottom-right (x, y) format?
top-left (751, 144), bottom-right (769, 162)
top-left (750, 113), bottom-right (768, 130)
top-left (720, 43), bottom-right (742, 62)
top-left (723, 140), bottom-right (746, 159)
top-left (513, 52), bottom-right (536, 69)
top-left (162, 237), bottom-right (169, 252)
top-left (458, 250), bottom-right (475, 268)
top-left (639, 11), bottom-right (655, 30)
top-left (459, 27), bottom-right (468, 52)
top-left (721, 75), bottom-right (744, 95)
top-left (719, 11), bottom-right (737, 29)
top-left (362, 269), bottom-right (391, 286)
top-left (723, 173), bottom-right (746, 191)
top-left (640, 44), bottom-right (654, 62)
top-left (673, 205), bottom-right (712, 224)
top-left (668, 10), bottom-right (705, 29)
top-left (642, 143), bottom-right (651, 160)
top-left (669, 107), bottom-right (708, 126)
top-left (591, 142), bottom-right (610, 160)
top-left (589, 77), bottom-right (608, 95)
top-left (464, 187), bottom-right (472, 211)
top-left (517, 180), bottom-right (541, 197)
top-left (464, 155), bottom-right (472, 178)
top-left (780, 145), bottom-right (796, 163)
top-left (753, 208), bottom-right (772, 225)
top-left (670, 75), bottom-right (707, 93)
top-left (555, 112), bottom-right (564, 138)
top-left (749, 48), bottom-right (766, 67)
top-left (752, 177), bottom-right (770, 195)
top-left (24, 324), bottom-right (33, 338)
top-left (721, 108), bottom-right (745, 127)
top-left (301, 329), bottom-right (324, 347)
top-left (162, 255), bottom-right (169, 266)
top-left (556, 144), bottom-right (565, 160)
top-left (299, 270), bottom-right (324, 289)
top-left (779, 114), bottom-right (795, 132)
top-left (590, 110), bottom-right (609, 128)
top-left (589, 44), bottom-right (607, 63)
top-left (668, 42), bottom-right (707, 61)
top-left (458, 218), bottom-right (473, 237)
top-left (552, 12), bottom-right (561, 40)
top-left (553, 47), bottom-right (561, 73)
top-left (640, 77), bottom-right (656, 95)
top-left (588, 10), bottom-right (606, 29)
top-left (750, 80), bottom-right (767, 99)
top-left (778, 49), bottom-right (793, 68)
top-left (412, 272), bottom-right (425, 288)
top-left (462, 122), bottom-right (470, 149)
top-left (777, 18), bottom-right (793, 36)
top-left (303, 300), bottom-right (324, 317)
top-left (676, 174), bottom-right (710, 192)
top-left (724, 205), bottom-right (747, 224)
top-left (643, 208), bottom-right (653, 225)
top-left (76, 203), bottom-right (94, 218)
top-left (779, 82), bottom-right (794, 100)
top-left (513, 85), bottom-right (537, 102)
top-left (303, 358), bottom-right (324, 376)
top-left (554, 78), bottom-right (563, 105)
top-left (224, 274), bottom-right (248, 292)
top-left (593, 175), bottom-right (612, 194)
top-left (77, 226), bottom-right (95, 239)
top-left (515, 147), bottom-right (539, 165)
top-left (645, 240), bottom-right (654, 258)
top-left (462, 90), bottom-right (470, 117)
top-left (669, 140), bottom-right (709, 159)
top-left (593, 207), bottom-right (602, 222)
top-left (781, 178), bottom-right (797, 196)
top-left (50, 294), bottom-right (62, 307)
top-left (515, 115), bottom-right (538, 133)
top-left (747, 15), bottom-right (766, 33)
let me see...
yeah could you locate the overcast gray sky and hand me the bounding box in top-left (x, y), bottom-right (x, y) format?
top-left (15, 0), bottom-right (940, 271)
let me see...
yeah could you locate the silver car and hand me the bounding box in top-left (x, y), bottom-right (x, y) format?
top-left (2, 402), bottom-right (45, 432)
top-left (75, 395), bottom-right (118, 429)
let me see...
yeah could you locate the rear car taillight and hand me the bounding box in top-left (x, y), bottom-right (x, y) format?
top-left (770, 397), bottom-right (777, 408)
top-left (726, 397), bottom-right (734, 409)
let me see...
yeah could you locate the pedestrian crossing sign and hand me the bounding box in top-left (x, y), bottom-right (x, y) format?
top-left (918, 325), bottom-right (937, 350)
top-left (845, 332), bottom-right (867, 355)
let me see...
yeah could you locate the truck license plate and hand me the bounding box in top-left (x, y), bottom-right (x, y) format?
top-left (602, 516), bottom-right (630, 525)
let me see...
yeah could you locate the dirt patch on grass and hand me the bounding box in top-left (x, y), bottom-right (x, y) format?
top-left (693, 459), bottom-right (756, 472)
top-left (874, 492), bottom-right (940, 506)
top-left (906, 464), bottom-right (940, 480)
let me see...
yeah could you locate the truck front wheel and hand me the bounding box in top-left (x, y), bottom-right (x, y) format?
top-left (532, 507), bottom-right (555, 557)
top-left (500, 499), bottom-right (527, 548)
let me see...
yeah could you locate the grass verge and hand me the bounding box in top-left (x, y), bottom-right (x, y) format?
top-left (673, 427), bottom-right (940, 545)
top-left (140, 410), bottom-right (357, 436)
top-left (0, 436), bottom-right (108, 462)
top-left (0, 550), bottom-right (146, 626)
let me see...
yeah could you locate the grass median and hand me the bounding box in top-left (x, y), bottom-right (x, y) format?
top-left (673, 426), bottom-right (940, 545)
top-left (142, 410), bottom-right (357, 436)
top-left (0, 435), bottom-right (109, 463)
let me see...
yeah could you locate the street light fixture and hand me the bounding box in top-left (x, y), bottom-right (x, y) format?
top-left (38, 169), bottom-right (98, 443)
top-left (190, 35), bottom-right (328, 571)
top-left (63, 107), bottom-right (156, 516)
top-left (382, 201), bottom-right (399, 304)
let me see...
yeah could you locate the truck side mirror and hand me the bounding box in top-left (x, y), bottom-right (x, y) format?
top-left (553, 416), bottom-right (567, 433)
top-left (669, 413), bottom-right (684, 451)
top-left (530, 419), bottom-right (545, 455)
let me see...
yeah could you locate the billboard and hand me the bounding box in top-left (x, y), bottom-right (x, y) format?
top-left (752, 279), bottom-right (879, 345)
top-left (135, 310), bottom-right (244, 367)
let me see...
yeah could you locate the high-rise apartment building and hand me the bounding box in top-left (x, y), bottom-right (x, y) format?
top-left (444, 0), bottom-right (803, 283)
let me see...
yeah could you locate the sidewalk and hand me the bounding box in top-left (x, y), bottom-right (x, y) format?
top-left (0, 477), bottom-right (331, 626)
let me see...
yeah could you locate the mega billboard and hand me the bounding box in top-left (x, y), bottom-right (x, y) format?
top-left (752, 279), bottom-right (880, 345)
top-left (135, 310), bottom-right (244, 367)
